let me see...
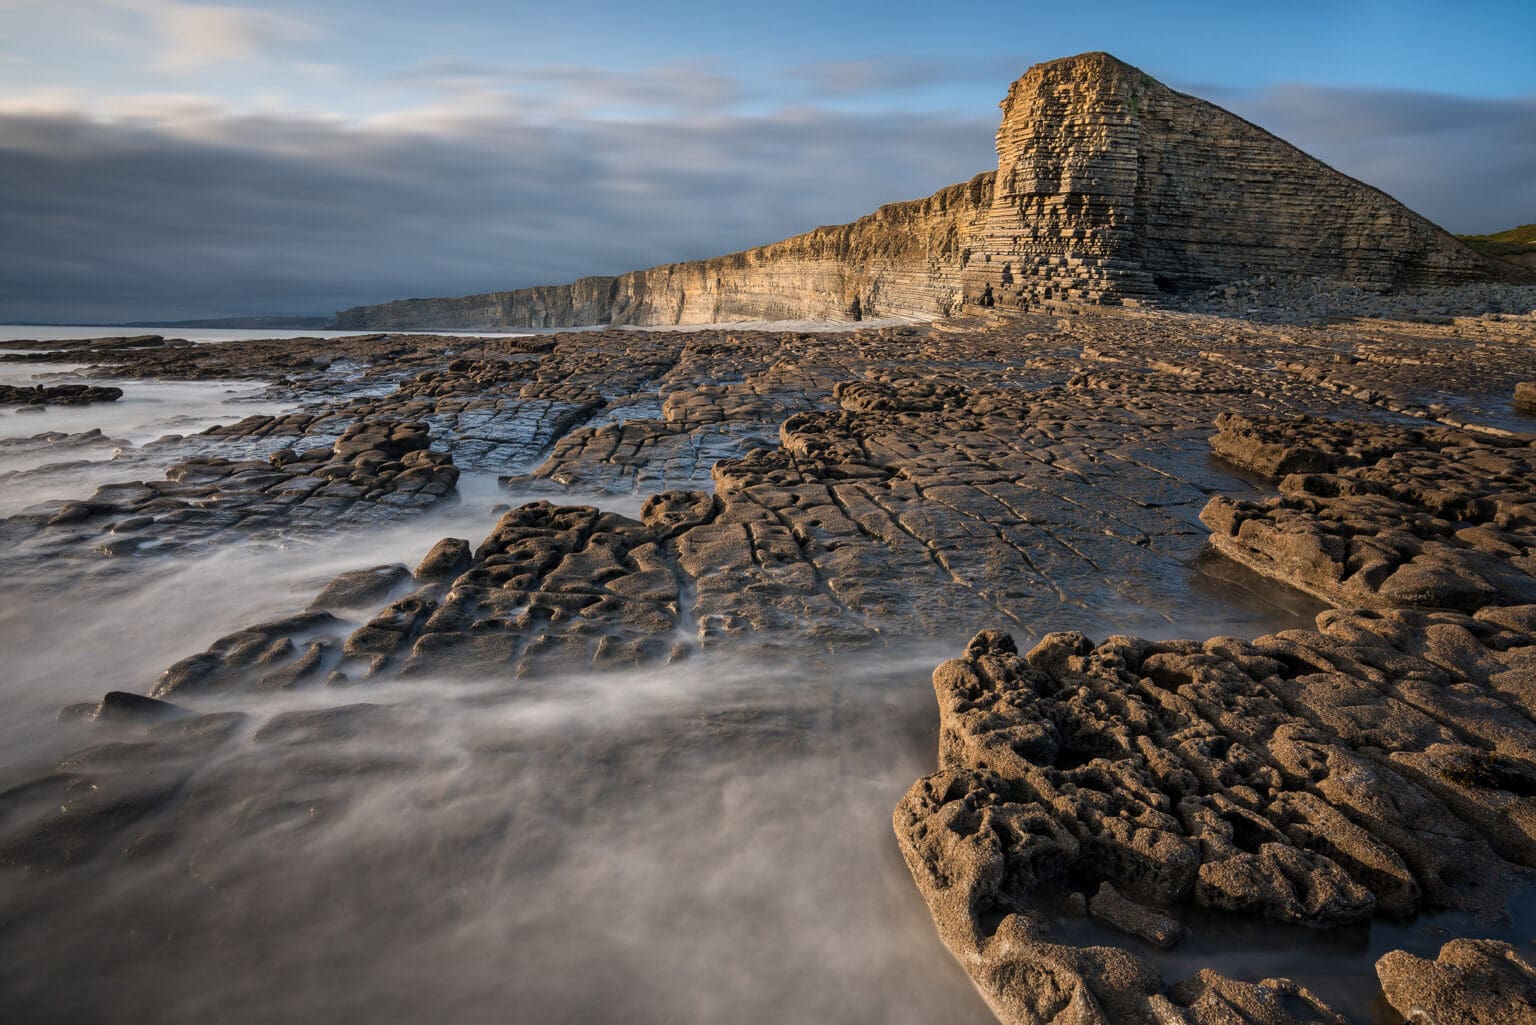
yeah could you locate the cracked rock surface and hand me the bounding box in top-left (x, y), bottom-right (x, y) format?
top-left (3, 302), bottom-right (1536, 1024)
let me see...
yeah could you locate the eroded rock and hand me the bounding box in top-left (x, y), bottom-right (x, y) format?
top-left (1376, 939), bottom-right (1536, 1025)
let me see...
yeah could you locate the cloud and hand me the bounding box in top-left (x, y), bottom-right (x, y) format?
top-left (0, 84), bottom-right (995, 322)
top-left (109, 0), bottom-right (323, 73)
top-left (394, 60), bottom-right (747, 120)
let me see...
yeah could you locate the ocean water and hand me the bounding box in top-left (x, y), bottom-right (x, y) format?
top-left (0, 325), bottom-right (532, 344)
top-left (0, 357), bottom-right (293, 515)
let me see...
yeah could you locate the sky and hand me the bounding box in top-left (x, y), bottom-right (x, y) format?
top-left (1, 0), bottom-right (1533, 323)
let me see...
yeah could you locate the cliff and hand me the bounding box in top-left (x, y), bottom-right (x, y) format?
top-left (961, 52), bottom-right (1526, 310)
top-left (335, 174), bottom-right (995, 331)
top-left (335, 53), bottom-right (1528, 330)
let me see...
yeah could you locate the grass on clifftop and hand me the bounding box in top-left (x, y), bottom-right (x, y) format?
top-left (1459, 223), bottom-right (1536, 257)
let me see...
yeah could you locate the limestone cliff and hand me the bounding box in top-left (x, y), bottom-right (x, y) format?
top-left (334, 174), bottom-right (994, 331)
top-left (334, 276), bottom-right (618, 331)
top-left (962, 52), bottom-right (1525, 310)
top-left (334, 53), bottom-right (1526, 330)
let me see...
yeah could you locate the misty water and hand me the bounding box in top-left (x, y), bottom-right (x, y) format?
top-left (0, 455), bottom-right (998, 1024)
top-left (0, 360), bottom-right (1519, 1025)
top-left (0, 326), bottom-right (534, 344)
top-left (0, 357), bottom-right (296, 517)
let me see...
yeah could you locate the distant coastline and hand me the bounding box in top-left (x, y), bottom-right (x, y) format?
top-left (120, 315), bottom-right (335, 330)
top-left (2, 315), bottom-right (334, 330)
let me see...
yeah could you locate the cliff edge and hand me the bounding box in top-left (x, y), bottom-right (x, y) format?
top-left (335, 53), bottom-right (1528, 330)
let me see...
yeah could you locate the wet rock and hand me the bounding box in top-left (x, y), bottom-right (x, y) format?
top-left (251, 703), bottom-right (398, 745)
top-left (6, 303), bottom-right (1536, 1021)
top-left (0, 383), bottom-right (123, 406)
top-left (414, 537), bottom-right (472, 581)
top-left (1202, 413), bottom-right (1536, 613)
top-left (896, 618), bottom-right (1533, 1025)
top-left (97, 691), bottom-right (193, 724)
top-left (46, 502), bottom-right (93, 526)
top-left (309, 563), bottom-right (413, 610)
top-left (0, 771), bottom-right (186, 869)
top-left (152, 611), bottom-right (347, 697)
top-left (1088, 882), bottom-right (1187, 948)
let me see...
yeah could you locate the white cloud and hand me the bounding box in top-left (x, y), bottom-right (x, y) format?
top-left (109, 0), bottom-right (323, 73)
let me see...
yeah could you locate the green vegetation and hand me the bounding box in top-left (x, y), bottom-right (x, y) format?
top-left (1458, 223), bottom-right (1536, 257)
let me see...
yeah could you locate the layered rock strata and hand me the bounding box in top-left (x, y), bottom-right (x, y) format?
top-left (12, 306), bottom-right (1536, 671)
top-left (336, 175), bottom-right (997, 329)
top-left (893, 395), bottom-right (1536, 1024)
top-left (333, 53), bottom-right (1525, 330)
top-left (9, 417), bottom-right (459, 556)
top-left (1201, 414), bottom-right (1536, 612)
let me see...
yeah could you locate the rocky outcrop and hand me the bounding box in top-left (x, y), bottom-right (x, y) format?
top-left (960, 53), bottom-right (1523, 310)
top-left (895, 609), bottom-right (1536, 1025)
top-left (1201, 414), bottom-right (1536, 612)
top-left (1517, 382), bottom-right (1536, 413)
top-left (333, 53), bottom-right (1525, 331)
top-left (1376, 940), bottom-right (1536, 1025)
top-left (332, 276), bottom-right (620, 331)
top-left (6, 303), bottom-right (1536, 1025)
top-left (10, 417), bottom-right (460, 557)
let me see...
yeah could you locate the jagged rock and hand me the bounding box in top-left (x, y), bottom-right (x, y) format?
top-left (895, 610), bottom-right (1536, 1025)
top-left (1201, 414), bottom-right (1536, 612)
top-left (1376, 940), bottom-right (1536, 1025)
top-left (0, 383), bottom-right (123, 406)
top-left (7, 298), bottom-right (1536, 1025)
top-left (414, 537), bottom-right (472, 581)
top-left (1516, 382), bottom-right (1536, 413)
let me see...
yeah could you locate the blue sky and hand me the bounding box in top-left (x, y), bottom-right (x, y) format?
top-left (1, 0), bottom-right (1533, 321)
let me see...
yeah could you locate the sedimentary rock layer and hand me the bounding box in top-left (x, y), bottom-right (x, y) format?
top-left (960, 52), bottom-right (1522, 310)
top-left (334, 53), bottom-right (1526, 330)
top-left (335, 174), bottom-right (996, 330)
top-left (1202, 413), bottom-right (1536, 611)
top-left (0, 383), bottom-right (123, 407)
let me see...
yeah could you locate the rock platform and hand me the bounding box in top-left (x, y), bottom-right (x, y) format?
top-left (2, 299), bottom-right (1535, 1022)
